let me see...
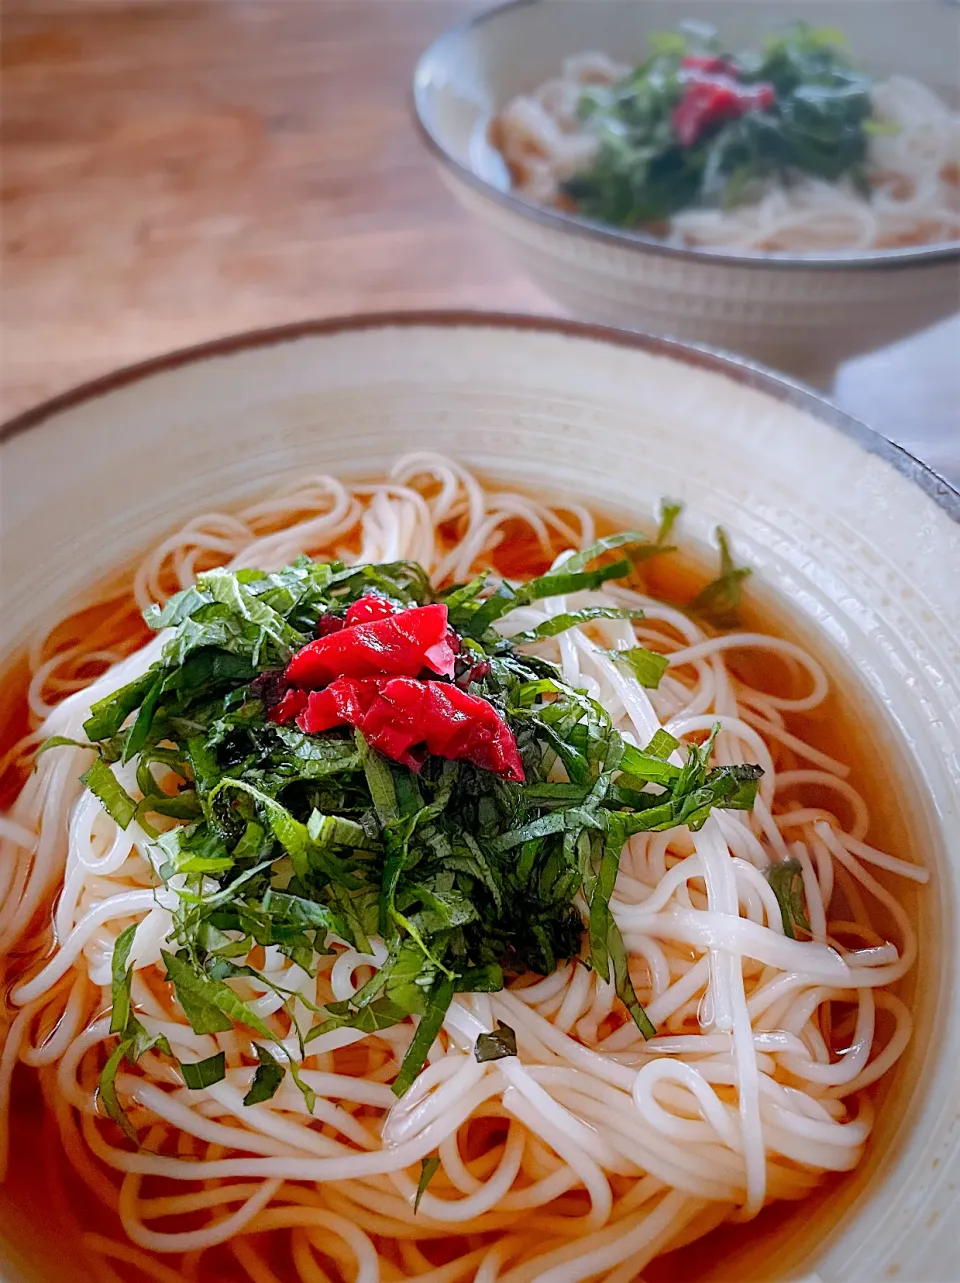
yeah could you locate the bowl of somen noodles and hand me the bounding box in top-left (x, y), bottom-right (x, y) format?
top-left (413, 0), bottom-right (960, 384)
top-left (0, 311), bottom-right (958, 1283)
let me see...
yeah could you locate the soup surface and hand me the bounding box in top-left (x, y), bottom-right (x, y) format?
top-left (0, 456), bottom-right (928, 1283)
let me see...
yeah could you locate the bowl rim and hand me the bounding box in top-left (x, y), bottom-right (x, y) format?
top-left (411, 0), bottom-right (960, 273)
top-left (1, 308), bottom-right (958, 524)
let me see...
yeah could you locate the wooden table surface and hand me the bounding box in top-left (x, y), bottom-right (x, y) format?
top-left (3, 0), bottom-right (958, 483)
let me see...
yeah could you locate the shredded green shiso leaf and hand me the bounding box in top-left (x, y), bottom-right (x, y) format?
top-left (765, 857), bottom-right (811, 940)
top-left (415, 1154), bottom-right (442, 1213)
top-left (54, 528), bottom-right (763, 1119)
top-left (691, 527), bottom-right (751, 627)
top-left (475, 1020), bottom-right (519, 1064)
top-left (561, 22), bottom-right (876, 228)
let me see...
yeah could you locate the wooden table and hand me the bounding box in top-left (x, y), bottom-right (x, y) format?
top-left (3, 0), bottom-right (958, 483)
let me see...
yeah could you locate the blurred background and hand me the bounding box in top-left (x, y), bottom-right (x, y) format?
top-left (3, 0), bottom-right (958, 481)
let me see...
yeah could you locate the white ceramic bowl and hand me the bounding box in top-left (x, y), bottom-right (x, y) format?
top-left (1, 313), bottom-right (959, 1283)
top-left (413, 0), bottom-right (960, 385)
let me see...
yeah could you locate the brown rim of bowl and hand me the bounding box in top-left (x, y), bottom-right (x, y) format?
top-left (411, 0), bottom-right (960, 273)
top-left (1, 308), bottom-right (957, 523)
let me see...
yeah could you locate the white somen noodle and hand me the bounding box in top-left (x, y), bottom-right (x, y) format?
top-left (0, 453), bottom-right (927, 1282)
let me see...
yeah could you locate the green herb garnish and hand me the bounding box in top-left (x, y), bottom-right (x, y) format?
top-left (655, 500), bottom-right (683, 548)
top-left (691, 527), bottom-right (751, 627)
top-left (415, 1155), bottom-right (441, 1212)
top-left (181, 1052), bottom-right (227, 1090)
top-left (243, 1043), bottom-right (286, 1106)
top-left (99, 1022), bottom-right (169, 1141)
top-left (766, 858), bottom-right (810, 939)
top-left (109, 922), bottom-right (138, 1036)
top-left (474, 1021), bottom-right (519, 1064)
top-left (561, 23), bottom-right (876, 228)
top-left (81, 757), bottom-right (138, 830)
top-left (607, 645), bottom-right (671, 689)
top-left (98, 921), bottom-right (172, 1140)
top-left (54, 532), bottom-right (761, 1121)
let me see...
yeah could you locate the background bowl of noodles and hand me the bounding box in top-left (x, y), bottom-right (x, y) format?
top-left (1, 312), bottom-right (959, 1283)
top-left (413, 0), bottom-right (960, 385)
